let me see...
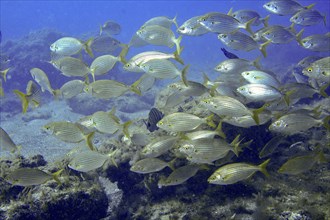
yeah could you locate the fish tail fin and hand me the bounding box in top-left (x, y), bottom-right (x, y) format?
top-left (86, 132), bottom-right (96, 151)
top-left (205, 114), bottom-right (216, 128)
top-left (295, 28), bottom-right (304, 43)
top-left (288, 22), bottom-right (296, 34)
top-left (167, 158), bottom-right (177, 171)
top-left (258, 159), bottom-right (270, 177)
top-left (230, 134), bottom-right (242, 157)
top-left (202, 72), bottom-right (211, 87)
top-left (52, 169), bottom-right (64, 185)
top-left (252, 56), bottom-right (262, 69)
top-left (319, 83), bottom-right (329, 98)
top-left (283, 89), bottom-right (295, 106)
top-left (245, 17), bottom-right (257, 35)
top-left (181, 65), bottom-right (190, 87)
top-left (13, 90), bottom-right (29, 114)
top-left (305, 3), bottom-right (315, 10)
top-left (0, 86), bottom-right (4, 97)
top-left (122, 121), bottom-right (132, 138)
top-left (251, 106), bottom-right (264, 125)
top-left (259, 40), bottom-right (271, 57)
top-left (108, 107), bottom-right (121, 123)
top-left (173, 49), bottom-right (184, 65)
top-left (90, 67), bottom-right (96, 82)
top-left (84, 37), bottom-right (94, 58)
top-left (262, 15), bottom-right (270, 27)
top-left (311, 105), bottom-right (322, 118)
top-left (1, 68), bottom-right (10, 82)
top-left (172, 14), bottom-right (178, 29)
top-left (118, 44), bottom-right (129, 64)
top-left (108, 149), bottom-right (118, 168)
top-left (214, 121), bottom-right (226, 139)
top-left (322, 115), bottom-right (330, 131)
top-left (53, 89), bottom-right (62, 100)
top-left (130, 78), bottom-right (142, 96)
top-left (174, 35), bottom-right (183, 55)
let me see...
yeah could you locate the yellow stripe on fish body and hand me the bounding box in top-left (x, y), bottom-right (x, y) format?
top-left (136, 25), bottom-right (182, 55)
top-left (90, 55), bottom-right (121, 76)
top-left (157, 112), bottom-right (216, 132)
top-left (50, 37), bottom-right (93, 57)
top-left (214, 57), bottom-right (260, 74)
top-left (51, 56), bottom-right (90, 77)
top-left (208, 159), bottom-right (270, 185)
top-left (237, 83), bottom-right (282, 102)
top-left (269, 113), bottom-right (329, 136)
top-left (299, 34), bottom-right (330, 52)
top-left (141, 136), bottom-right (179, 158)
top-left (217, 32), bottom-right (270, 57)
top-left (43, 121), bottom-right (87, 143)
top-left (57, 79), bottom-right (86, 99)
top-left (5, 168), bottom-right (63, 187)
top-left (200, 95), bottom-right (253, 118)
top-left (197, 12), bottom-right (255, 35)
top-left (84, 79), bottom-right (139, 99)
top-left (158, 164), bottom-right (200, 188)
top-left (30, 68), bottom-right (55, 95)
top-left (68, 150), bottom-right (116, 172)
top-left (130, 158), bottom-right (171, 174)
top-left (278, 152), bottom-right (327, 175)
top-left (241, 70), bottom-right (280, 88)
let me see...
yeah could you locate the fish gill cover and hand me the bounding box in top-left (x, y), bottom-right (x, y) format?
top-left (0, 0), bottom-right (330, 219)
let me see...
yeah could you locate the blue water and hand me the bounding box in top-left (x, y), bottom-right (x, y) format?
top-left (2, 1), bottom-right (329, 87)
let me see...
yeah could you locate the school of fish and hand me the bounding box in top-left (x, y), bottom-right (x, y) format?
top-left (0, 0), bottom-right (329, 189)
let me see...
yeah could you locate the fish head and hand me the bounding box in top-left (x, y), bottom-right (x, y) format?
top-left (263, 2), bottom-right (279, 14)
top-left (50, 43), bottom-right (58, 52)
top-left (290, 14), bottom-right (302, 24)
top-left (300, 38), bottom-right (313, 49)
top-left (123, 62), bottom-right (134, 71)
top-left (179, 143), bottom-right (195, 155)
top-left (207, 173), bottom-right (223, 184)
top-left (236, 86), bottom-right (249, 95)
top-left (217, 34), bottom-right (229, 42)
top-left (241, 71), bottom-right (251, 78)
top-left (177, 25), bottom-right (191, 34)
top-left (302, 65), bottom-right (315, 77)
top-left (269, 119), bottom-right (287, 132)
top-left (42, 123), bottom-right (55, 134)
top-left (130, 164), bottom-right (143, 172)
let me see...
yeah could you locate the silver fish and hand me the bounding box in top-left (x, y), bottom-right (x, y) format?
top-left (290, 9), bottom-right (326, 26)
top-left (263, 0), bottom-right (314, 16)
top-left (177, 16), bottom-right (209, 36)
top-left (198, 12), bottom-right (254, 34)
top-left (237, 83), bottom-right (282, 102)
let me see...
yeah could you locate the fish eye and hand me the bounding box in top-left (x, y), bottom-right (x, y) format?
top-left (179, 27), bottom-right (185, 31)
top-left (307, 68), bottom-right (313, 72)
top-left (211, 21), bottom-right (215, 25)
top-left (246, 72), bottom-right (250, 75)
top-left (321, 71), bottom-right (326, 76)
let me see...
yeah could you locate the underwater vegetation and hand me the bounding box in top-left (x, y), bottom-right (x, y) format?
top-left (1, 0), bottom-right (330, 219)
